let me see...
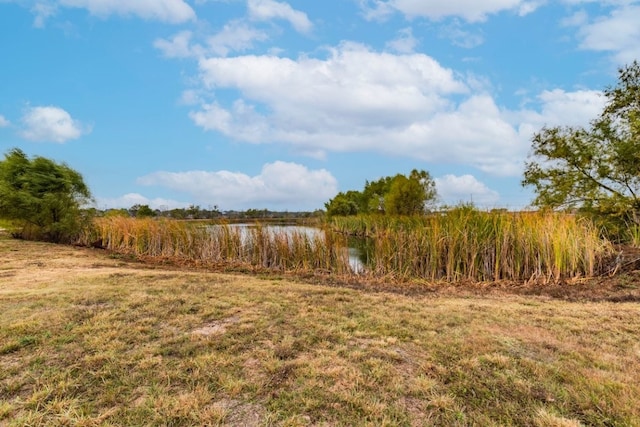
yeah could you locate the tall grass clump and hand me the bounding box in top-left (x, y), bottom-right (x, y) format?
top-left (79, 217), bottom-right (351, 273)
top-left (332, 208), bottom-right (612, 283)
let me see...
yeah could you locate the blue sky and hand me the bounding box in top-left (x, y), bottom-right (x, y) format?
top-left (1, 0), bottom-right (639, 211)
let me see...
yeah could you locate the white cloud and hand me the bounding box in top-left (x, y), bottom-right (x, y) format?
top-left (190, 100), bottom-right (269, 142)
top-left (435, 174), bottom-right (500, 207)
top-left (247, 0), bottom-right (313, 33)
top-left (206, 20), bottom-right (269, 56)
top-left (575, 5), bottom-right (640, 63)
top-left (190, 43), bottom-right (530, 175)
top-left (20, 106), bottom-right (90, 143)
top-left (137, 161), bottom-right (338, 210)
top-left (510, 89), bottom-right (604, 138)
top-left (386, 27), bottom-right (419, 53)
top-left (560, 9), bottom-right (588, 27)
top-left (359, 0), bottom-right (542, 22)
top-left (0, 115), bottom-right (10, 127)
top-left (535, 89), bottom-right (604, 126)
top-left (155, 22), bottom-right (269, 59)
top-left (358, 0), bottom-right (395, 21)
top-left (560, 0), bottom-right (637, 5)
top-left (31, 2), bottom-right (58, 27)
top-left (24, 0), bottom-right (196, 24)
top-left (154, 31), bottom-right (199, 59)
top-left (179, 89), bottom-right (204, 106)
top-left (517, 1), bottom-right (544, 16)
top-left (184, 43), bottom-right (605, 177)
top-left (197, 42), bottom-right (467, 117)
top-left (64, 0), bottom-right (195, 22)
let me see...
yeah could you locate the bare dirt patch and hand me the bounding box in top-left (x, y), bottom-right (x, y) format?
top-left (191, 315), bottom-right (241, 337)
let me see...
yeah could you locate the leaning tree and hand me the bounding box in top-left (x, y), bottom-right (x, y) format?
top-left (0, 148), bottom-right (92, 243)
top-left (523, 61), bottom-right (640, 233)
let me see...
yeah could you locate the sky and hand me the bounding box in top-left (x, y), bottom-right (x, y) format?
top-left (1, 0), bottom-right (639, 212)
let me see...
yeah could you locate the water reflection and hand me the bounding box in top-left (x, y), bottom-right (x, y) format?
top-left (210, 223), bottom-right (366, 273)
top-left (347, 236), bottom-right (372, 274)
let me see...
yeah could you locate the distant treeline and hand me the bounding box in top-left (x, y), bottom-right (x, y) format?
top-left (93, 204), bottom-right (324, 221)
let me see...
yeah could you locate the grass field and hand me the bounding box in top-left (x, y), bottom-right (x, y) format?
top-left (1, 233), bottom-right (639, 426)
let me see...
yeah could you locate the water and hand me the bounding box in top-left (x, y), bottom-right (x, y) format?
top-left (209, 223), bottom-right (366, 273)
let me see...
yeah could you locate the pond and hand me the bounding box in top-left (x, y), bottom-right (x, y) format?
top-left (209, 223), bottom-right (367, 273)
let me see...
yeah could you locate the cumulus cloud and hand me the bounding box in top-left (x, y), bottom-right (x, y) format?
top-left (247, 0), bottom-right (313, 33)
top-left (0, 115), bottom-right (10, 127)
top-left (188, 43), bottom-right (551, 175)
top-left (182, 42), bottom-right (605, 177)
top-left (534, 89), bottom-right (604, 125)
top-left (435, 174), bottom-right (500, 207)
top-left (359, 0), bottom-right (542, 22)
top-left (137, 161), bottom-right (338, 210)
top-left (575, 4), bottom-right (640, 64)
top-left (510, 89), bottom-right (605, 139)
top-left (20, 106), bottom-right (90, 143)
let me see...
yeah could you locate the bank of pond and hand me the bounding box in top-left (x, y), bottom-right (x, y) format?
top-left (78, 209), bottom-right (618, 284)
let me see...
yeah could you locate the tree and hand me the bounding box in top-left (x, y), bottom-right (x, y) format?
top-left (0, 148), bottom-right (92, 242)
top-left (523, 61), bottom-right (640, 226)
top-left (385, 170), bottom-right (437, 215)
top-left (135, 205), bottom-right (156, 218)
top-left (325, 169), bottom-right (437, 216)
top-left (362, 176), bottom-right (394, 213)
top-left (325, 191), bottom-right (361, 216)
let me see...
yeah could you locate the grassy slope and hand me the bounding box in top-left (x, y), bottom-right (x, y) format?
top-left (1, 234), bottom-right (639, 426)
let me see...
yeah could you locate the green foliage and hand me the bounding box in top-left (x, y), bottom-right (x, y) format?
top-left (324, 191), bottom-right (361, 216)
top-left (523, 61), bottom-right (640, 237)
top-left (0, 148), bottom-right (92, 243)
top-left (362, 175), bottom-right (394, 212)
top-left (129, 205), bottom-right (156, 218)
top-left (325, 169), bottom-right (437, 216)
top-left (385, 170), bottom-right (437, 215)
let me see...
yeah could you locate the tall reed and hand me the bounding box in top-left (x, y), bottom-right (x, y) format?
top-left (79, 217), bottom-right (351, 273)
top-left (332, 209), bottom-right (612, 282)
top-left (79, 211), bottom-right (612, 283)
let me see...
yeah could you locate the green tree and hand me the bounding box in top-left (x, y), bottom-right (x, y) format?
top-left (523, 61), bottom-right (640, 229)
top-left (0, 148), bottom-right (92, 242)
top-left (325, 169), bottom-right (437, 216)
top-left (385, 170), bottom-right (437, 215)
top-left (136, 205), bottom-right (156, 218)
top-left (325, 191), bottom-right (361, 216)
top-left (362, 176), bottom-right (394, 213)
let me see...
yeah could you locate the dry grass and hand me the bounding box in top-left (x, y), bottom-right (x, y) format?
top-left (80, 217), bottom-right (351, 274)
top-left (331, 210), bottom-right (612, 283)
top-left (79, 212), bottom-right (614, 286)
top-left (1, 234), bottom-right (639, 426)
